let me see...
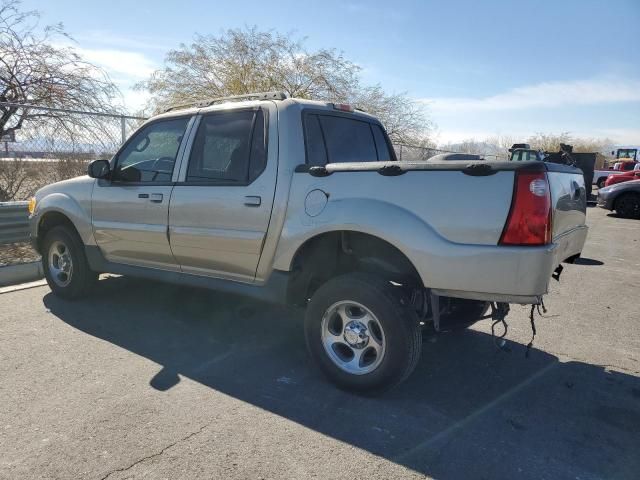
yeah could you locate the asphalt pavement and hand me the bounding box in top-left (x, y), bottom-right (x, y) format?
top-left (1, 206), bottom-right (639, 480)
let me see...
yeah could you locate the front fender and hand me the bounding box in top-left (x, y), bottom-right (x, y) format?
top-left (31, 191), bottom-right (95, 247)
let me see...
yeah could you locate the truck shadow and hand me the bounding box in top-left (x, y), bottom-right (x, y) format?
top-left (573, 257), bottom-right (604, 266)
top-left (43, 276), bottom-right (640, 480)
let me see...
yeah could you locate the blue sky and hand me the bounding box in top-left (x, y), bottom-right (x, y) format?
top-left (21, 0), bottom-right (640, 145)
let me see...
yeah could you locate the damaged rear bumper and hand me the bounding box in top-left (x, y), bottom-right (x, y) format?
top-left (420, 225), bottom-right (589, 305)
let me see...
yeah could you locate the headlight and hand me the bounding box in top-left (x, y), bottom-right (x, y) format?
top-left (28, 197), bottom-right (36, 215)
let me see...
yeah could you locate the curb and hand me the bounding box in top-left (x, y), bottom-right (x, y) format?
top-left (0, 261), bottom-right (44, 288)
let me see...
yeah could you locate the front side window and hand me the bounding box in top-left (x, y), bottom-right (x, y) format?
top-left (114, 117), bottom-right (189, 183)
top-left (186, 109), bottom-right (266, 184)
top-left (303, 113), bottom-right (393, 166)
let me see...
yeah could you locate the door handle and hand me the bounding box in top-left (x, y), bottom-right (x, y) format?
top-left (244, 195), bottom-right (261, 207)
top-left (150, 193), bottom-right (164, 203)
top-left (138, 193), bottom-right (149, 199)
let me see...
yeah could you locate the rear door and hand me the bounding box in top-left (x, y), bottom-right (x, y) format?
top-left (92, 116), bottom-right (192, 269)
top-left (168, 106), bottom-right (276, 282)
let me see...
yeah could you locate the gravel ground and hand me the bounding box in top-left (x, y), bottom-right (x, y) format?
top-left (0, 206), bottom-right (638, 480)
top-left (0, 242), bottom-right (40, 266)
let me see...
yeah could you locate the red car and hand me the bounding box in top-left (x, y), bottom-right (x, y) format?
top-left (605, 168), bottom-right (640, 187)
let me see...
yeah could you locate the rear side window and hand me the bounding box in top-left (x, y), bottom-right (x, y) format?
top-left (372, 124), bottom-right (392, 162)
top-left (187, 109), bottom-right (267, 184)
top-left (304, 115), bottom-right (328, 166)
top-left (320, 116), bottom-right (376, 163)
top-left (303, 113), bottom-right (393, 166)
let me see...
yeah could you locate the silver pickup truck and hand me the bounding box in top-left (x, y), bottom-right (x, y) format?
top-left (28, 92), bottom-right (588, 392)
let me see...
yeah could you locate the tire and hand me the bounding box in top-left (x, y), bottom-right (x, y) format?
top-left (304, 273), bottom-right (422, 393)
top-left (614, 193), bottom-right (640, 219)
top-left (596, 178), bottom-right (606, 189)
top-left (42, 225), bottom-right (97, 299)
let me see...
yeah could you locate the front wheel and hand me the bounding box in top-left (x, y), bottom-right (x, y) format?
top-left (42, 226), bottom-right (97, 299)
top-left (615, 193), bottom-right (640, 219)
top-left (304, 273), bottom-right (422, 393)
top-left (596, 178), bottom-right (606, 189)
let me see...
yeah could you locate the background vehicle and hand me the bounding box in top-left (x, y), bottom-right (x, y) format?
top-left (604, 169), bottom-right (640, 187)
top-left (510, 144), bottom-right (595, 198)
top-left (598, 179), bottom-right (640, 219)
top-left (594, 166), bottom-right (627, 189)
top-left (611, 147), bottom-right (638, 162)
top-left (594, 147), bottom-right (639, 188)
top-left (28, 92), bottom-right (589, 392)
top-left (426, 153), bottom-right (483, 162)
top-left (508, 144), bottom-right (544, 162)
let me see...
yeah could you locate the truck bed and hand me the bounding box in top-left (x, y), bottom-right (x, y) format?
top-left (275, 160), bottom-right (588, 303)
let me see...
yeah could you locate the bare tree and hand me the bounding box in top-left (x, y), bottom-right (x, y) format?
top-left (0, 0), bottom-right (121, 200)
top-left (139, 26), bottom-right (432, 144)
top-left (525, 132), bottom-right (573, 153)
top-left (526, 132), bottom-right (614, 154)
top-left (0, 157), bottom-right (28, 201)
top-left (0, 0), bottom-right (120, 138)
top-left (484, 134), bottom-right (516, 160)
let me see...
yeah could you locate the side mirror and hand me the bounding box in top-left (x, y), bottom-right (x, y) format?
top-left (88, 159), bottom-right (111, 179)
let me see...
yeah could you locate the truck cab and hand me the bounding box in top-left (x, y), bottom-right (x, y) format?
top-left (612, 147), bottom-right (638, 163)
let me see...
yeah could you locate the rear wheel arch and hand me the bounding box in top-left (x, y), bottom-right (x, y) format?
top-left (286, 230), bottom-right (424, 306)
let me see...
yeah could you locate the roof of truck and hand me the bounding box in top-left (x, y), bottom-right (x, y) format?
top-left (150, 92), bottom-right (379, 123)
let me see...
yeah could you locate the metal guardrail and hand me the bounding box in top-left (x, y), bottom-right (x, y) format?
top-left (0, 202), bottom-right (30, 245)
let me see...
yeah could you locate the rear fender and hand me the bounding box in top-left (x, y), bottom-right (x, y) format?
top-left (272, 196), bottom-right (563, 300)
top-left (272, 198), bottom-right (446, 287)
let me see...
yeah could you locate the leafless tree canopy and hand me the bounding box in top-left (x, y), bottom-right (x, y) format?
top-left (0, 0), bottom-right (124, 201)
top-left (139, 27), bottom-right (432, 144)
top-left (526, 133), bottom-right (613, 154)
top-left (0, 0), bottom-right (120, 138)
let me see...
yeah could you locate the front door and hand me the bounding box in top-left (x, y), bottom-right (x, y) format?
top-left (168, 107), bottom-right (276, 282)
top-left (92, 116), bottom-right (192, 270)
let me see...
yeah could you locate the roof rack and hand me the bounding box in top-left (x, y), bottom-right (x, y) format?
top-left (163, 91), bottom-right (288, 113)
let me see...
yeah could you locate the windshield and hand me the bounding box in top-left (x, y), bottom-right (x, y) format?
top-left (616, 149), bottom-right (637, 160)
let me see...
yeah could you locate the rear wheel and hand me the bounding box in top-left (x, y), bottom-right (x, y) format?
top-left (614, 193), bottom-right (640, 219)
top-left (305, 273), bottom-right (422, 393)
top-left (596, 178), bottom-right (606, 189)
top-left (42, 226), bottom-right (97, 299)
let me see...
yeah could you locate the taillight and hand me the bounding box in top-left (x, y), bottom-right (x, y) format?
top-left (499, 171), bottom-right (552, 246)
top-left (331, 103), bottom-right (354, 112)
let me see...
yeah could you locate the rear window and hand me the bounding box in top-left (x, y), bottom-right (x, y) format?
top-left (303, 113), bottom-right (393, 166)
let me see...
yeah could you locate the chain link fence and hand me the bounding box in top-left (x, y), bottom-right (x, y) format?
top-left (0, 102), bottom-right (146, 201)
